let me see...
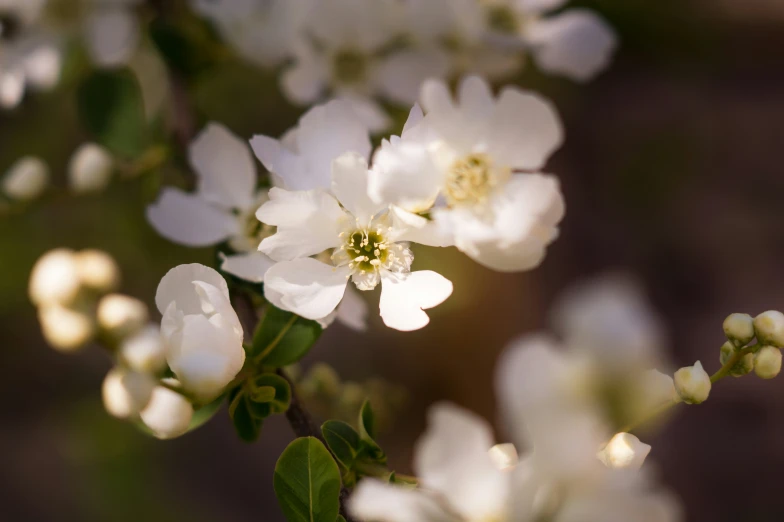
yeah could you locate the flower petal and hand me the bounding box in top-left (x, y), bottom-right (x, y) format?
top-left (389, 206), bottom-right (454, 247)
top-left (85, 8), bottom-right (140, 67)
top-left (280, 44), bottom-right (328, 104)
top-left (379, 271), bottom-right (452, 331)
top-left (331, 152), bottom-right (384, 224)
top-left (249, 134), bottom-right (308, 190)
top-left (146, 188), bottom-right (238, 247)
top-left (155, 263), bottom-right (231, 315)
top-left (348, 479), bottom-right (453, 522)
top-left (264, 259), bottom-right (351, 320)
top-left (219, 252), bottom-right (276, 283)
top-left (376, 48), bottom-right (451, 106)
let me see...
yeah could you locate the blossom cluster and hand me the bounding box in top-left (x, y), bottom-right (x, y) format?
top-left (147, 75), bottom-right (565, 331)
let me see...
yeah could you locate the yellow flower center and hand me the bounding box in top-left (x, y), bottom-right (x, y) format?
top-left (445, 153), bottom-right (507, 208)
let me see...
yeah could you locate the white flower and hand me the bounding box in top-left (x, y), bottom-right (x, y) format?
top-left (753, 311), bottom-right (784, 348)
top-left (155, 264), bottom-right (245, 402)
top-left (191, 0), bottom-right (311, 67)
top-left (673, 361), bottom-right (711, 405)
top-left (257, 152), bottom-right (453, 331)
top-left (102, 367), bottom-right (155, 419)
top-left (119, 324), bottom-right (167, 374)
top-left (754, 346), bottom-right (782, 380)
top-left (68, 143), bottom-right (114, 193)
top-left (371, 76), bottom-right (565, 272)
top-left (38, 304), bottom-right (96, 352)
top-left (147, 123), bottom-right (275, 279)
top-left (2, 156), bottom-right (48, 200)
top-left (139, 384), bottom-right (194, 439)
top-left (83, 0), bottom-right (142, 67)
top-left (482, 0), bottom-right (617, 82)
top-left (598, 432), bottom-right (651, 471)
top-left (74, 248), bottom-right (120, 292)
top-left (97, 294), bottom-right (148, 339)
top-left (29, 248), bottom-right (82, 307)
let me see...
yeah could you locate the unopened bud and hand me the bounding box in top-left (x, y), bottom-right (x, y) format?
top-left (119, 325), bottom-right (166, 374)
top-left (75, 249), bottom-right (120, 293)
top-left (29, 248), bottom-right (81, 307)
top-left (139, 385), bottom-right (194, 440)
top-left (97, 294), bottom-right (148, 338)
top-left (754, 346), bottom-right (782, 380)
top-left (723, 313), bottom-right (754, 345)
top-left (2, 156), bottom-right (49, 201)
top-left (598, 432), bottom-right (651, 471)
top-left (102, 367), bottom-right (155, 419)
top-left (68, 143), bottom-right (114, 194)
top-left (674, 361), bottom-right (711, 404)
top-left (720, 341), bottom-right (754, 377)
top-left (489, 443), bottom-right (519, 471)
top-left (38, 304), bottom-right (95, 352)
top-left (753, 311), bottom-right (784, 348)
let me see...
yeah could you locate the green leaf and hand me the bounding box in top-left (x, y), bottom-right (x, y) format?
top-left (252, 305), bottom-right (322, 367)
top-left (274, 437), bottom-right (342, 522)
top-left (187, 393), bottom-right (225, 431)
top-left (228, 387), bottom-right (263, 442)
top-left (321, 420), bottom-right (361, 470)
top-left (249, 373), bottom-right (292, 415)
top-left (357, 400), bottom-right (386, 464)
top-left (77, 69), bottom-right (147, 158)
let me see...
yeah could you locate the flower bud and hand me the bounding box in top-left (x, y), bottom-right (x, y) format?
top-left (119, 324), bottom-right (167, 374)
top-left (102, 367), bottom-right (155, 419)
top-left (673, 361), bottom-right (711, 404)
top-left (598, 432), bottom-right (651, 471)
top-left (753, 311), bottom-right (784, 348)
top-left (754, 346), bottom-right (782, 380)
top-left (2, 156), bottom-right (49, 201)
top-left (488, 443), bottom-right (519, 471)
top-left (720, 341), bottom-right (754, 377)
top-left (723, 313), bottom-right (754, 345)
top-left (28, 248), bottom-right (81, 307)
top-left (139, 385), bottom-right (194, 439)
top-left (97, 294), bottom-right (148, 339)
top-left (68, 143), bottom-right (114, 194)
top-left (75, 249), bottom-right (120, 293)
top-left (38, 304), bottom-right (95, 352)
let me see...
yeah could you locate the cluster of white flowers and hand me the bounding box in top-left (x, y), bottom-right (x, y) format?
top-left (147, 76), bottom-right (565, 331)
top-left (192, 0), bottom-right (617, 130)
top-left (349, 275), bottom-right (681, 522)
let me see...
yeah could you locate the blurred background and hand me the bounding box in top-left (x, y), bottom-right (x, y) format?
top-left (2, 0), bottom-right (784, 521)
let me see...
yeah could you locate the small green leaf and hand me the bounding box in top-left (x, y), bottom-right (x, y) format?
top-left (228, 387), bottom-right (263, 442)
top-left (252, 305), bottom-right (322, 367)
top-left (358, 400), bottom-right (386, 464)
top-left (274, 437), bottom-right (342, 522)
top-left (77, 69), bottom-right (147, 158)
top-left (249, 373), bottom-right (292, 414)
top-left (321, 420), bottom-right (361, 470)
top-left (187, 393), bottom-right (225, 431)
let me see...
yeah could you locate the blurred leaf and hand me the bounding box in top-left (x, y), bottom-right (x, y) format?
top-left (77, 69), bottom-right (148, 158)
top-left (321, 420), bottom-right (361, 470)
top-left (274, 437), bottom-right (342, 522)
top-left (252, 305), bottom-right (322, 367)
top-left (357, 400), bottom-right (386, 464)
top-left (149, 18), bottom-right (214, 78)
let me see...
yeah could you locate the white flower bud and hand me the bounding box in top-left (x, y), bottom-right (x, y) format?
top-left (720, 341), bottom-right (754, 377)
top-left (119, 324), bottom-right (167, 374)
top-left (723, 313), bottom-right (754, 345)
top-left (754, 346), bottom-right (782, 380)
top-left (753, 311), bottom-right (784, 348)
top-left (139, 385), bottom-right (194, 439)
top-left (38, 304), bottom-right (95, 352)
top-left (2, 156), bottom-right (49, 201)
top-left (597, 432), bottom-right (651, 471)
top-left (75, 249), bottom-right (120, 293)
top-left (97, 294), bottom-right (148, 339)
top-left (68, 143), bottom-right (114, 194)
top-left (488, 443), bottom-right (519, 471)
top-left (673, 361), bottom-right (711, 404)
top-left (640, 369), bottom-right (678, 408)
top-left (28, 248), bottom-right (81, 307)
top-left (102, 367), bottom-right (155, 419)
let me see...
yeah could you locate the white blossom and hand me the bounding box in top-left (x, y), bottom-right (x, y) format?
top-left (37, 304), bottom-right (95, 352)
top-left (147, 123), bottom-right (276, 279)
top-left (119, 324), bottom-right (167, 374)
top-left (102, 367), bottom-right (155, 419)
top-left (68, 143), bottom-right (114, 193)
top-left (139, 384), bottom-right (194, 439)
top-left (754, 346), bottom-right (782, 380)
top-left (371, 76), bottom-right (565, 272)
top-left (97, 294), bottom-right (148, 339)
top-left (155, 263), bottom-right (245, 402)
top-left (673, 361), bottom-right (711, 405)
top-left (74, 248), bottom-right (121, 293)
top-left (2, 156), bottom-right (49, 200)
top-left (598, 432), bottom-right (651, 471)
top-left (753, 311), bottom-right (784, 348)
top-left (29, 248), bottom-right (82, 307)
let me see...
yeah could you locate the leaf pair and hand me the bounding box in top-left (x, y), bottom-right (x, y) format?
top-left (322, 400), bottom-right (386, 487)
top-left (228, 373), bottom-right (291, 442)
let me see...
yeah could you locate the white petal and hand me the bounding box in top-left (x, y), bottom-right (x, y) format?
top-left (389, 206), bottom-right (454, 247)
top-left (249, 134), bottom-right (308, 190)
top-left (402, 103), bottom-right (425, 136)
top-left (527, 9), bottom-right (618, 82)
top-left (370, 140), bottom-right (441, 213)
top-left (257, 188), bottom-right (347, 261)
top-left (85, 9), bottom-right (140, 67)
top-left (146, 188), bottom-right (238, 247)
top-left (515, 0), bottom-right (568, 14)
top-left (263, 259), bottom-right (350, 320)
top-left (140, 386), bottom-right (194, 439)
top-left (190, 123), bottom-right (256, 210)
top-left (420, 78), bottom-right (454, 116)
top-left (379, 271), bottom-right (452, 331)
top-left (487, 88), bottom-right (563, 170)
top-left (376, 49), bottom-right (451, 106)
top-left (414, 403), bottom-right (510, 521)
top-left (458, 76), bottom-right (495, 124)
top-left (331, 152), bottom-right (383, 224)
top-left (335, 285), bottom-right (368, 331)
top-left (155, 263), bottom-right (231, 315)
top-left (338, 94), bottom-right (392, 134)
top-left (219, 252), bottom-right (276, 283)
top-left (280, 49), bottom-right (327, 104)
top-left (348, 479), bottom-right (453, 522)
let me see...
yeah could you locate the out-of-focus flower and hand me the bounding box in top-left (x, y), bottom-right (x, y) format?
top-left (753, 311), bottom-right (784, 348)
top-left (673, 361), bottom-right (711, 404)
top-left (146, 123), bottom-right (276, 279)
top-left (29, 248), bottom-right (82, 307)
top-left (2, 156), bottom-right (49, 200)
top-left (97, 293), bottom-right (148, 339)
top-left (598, 432), bottom-right (651, 471)
top-left (37, 303), bottom-right (95, 352)
top-left (139, 383), bottom-right (194, 439)
top-left (258, 152), bottom-right (453, 331)
top-left (83, 0), bottom-right (142, 67)
top-left (754, 346), bottom-right (782, 380)
top-left (371, 76), bottom-right (565, 272)
top-left (102, 367), bottom-right (155, 419)
top-left (118, 324), bottom-right (167, 374)
top-left (68, 143), bottom-right (114, 194)
top-left (155, 263), bottom-right (245, 402)
top-left (74, 248), bottom-right (120, 293)
top-left (191, 0), bottom-right (311, 68)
